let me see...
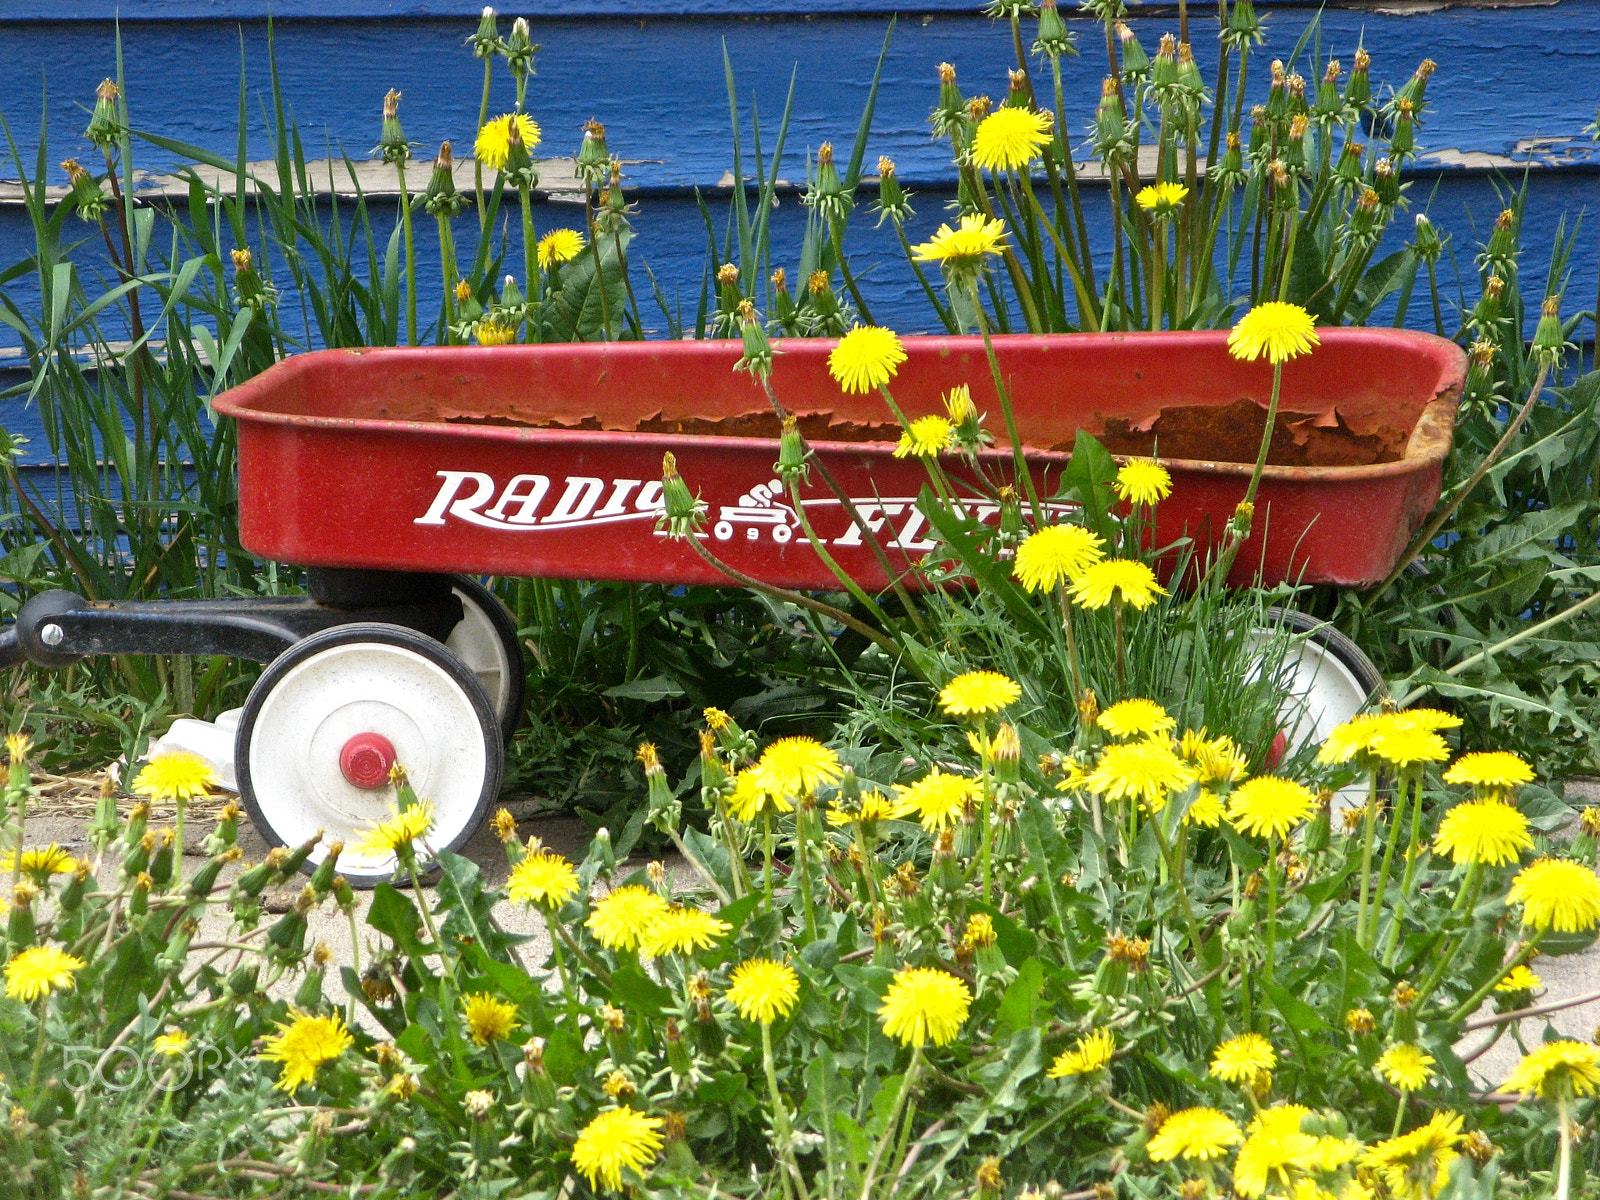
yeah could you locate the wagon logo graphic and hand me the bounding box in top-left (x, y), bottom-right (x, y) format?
top-left (415, 469), bottom-right (1072, 548)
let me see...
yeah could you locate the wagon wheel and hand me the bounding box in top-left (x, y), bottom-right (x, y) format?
top-left (1259, 606), bottom-right (1383, 809)
top-left (235, 622), bottom-right (504, 888)
top-left (445, 575), bottom-right (527, 745)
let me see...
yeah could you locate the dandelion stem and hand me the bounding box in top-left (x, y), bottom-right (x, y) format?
top-left (1113, 599), bottom-right (1127, 695)
top-left (1354, 774), bottom-right (1381, 944)
top-left (1265, 833), bottom-right (1279, 988)
top-left (761, 1021), bottom-right (809, 1200)
top-left (794, 803), bottom-right (819, 944)
top-left (474, 60), bottom-right (492, 225)
top-left (1557, 1090), bottom-right (1573, 1200)
top-left (1382, 768), bottom-right (1431, 966)
top-left (861, 1046), bottom-right (922, 1200)
top-left (396, 157), bottom-right (417, 346)
top-left (1366, 772), bottom-right (1411, 953)
top-left (970, 289), bottom-right (1045, 523)
top-left (762, 812), bottom-right (776, 916)
top-left (1447, 930), bottom-right (1547, 1025)
top-left (518, 183), bottom-right (541, 342)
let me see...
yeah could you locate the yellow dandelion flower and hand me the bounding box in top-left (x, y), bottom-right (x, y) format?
top-left (356, 801), bottom-right (435, 858)
top-left (1434, 800), bottom-right (1532, 867)
top-left (152, 1028), bottom-right (189, 1057)
top-left (537, 228), bottom-right (585, 269)
top-left (1114, 457), bottom-right (1173, 505)
top-left (1369, 722), bottom-right (1450, 768)
top-left (827, 324), bottom-right (906, 394)
top-left (640, 906), bottom-right (731, 957)
top-left (1495, 964), bottom-right (1542, 993)
top-left (4, 945), bottom-right (85, 1002)
top-left (1227, 301), bottom-right (1320, 365)
top-left (825, 790), bottom-right (909, 826)
top-left (1211, 1033), bottom-right (1276, 1084)
top-left (1047, 1028), bottom-right (1115, 1077)
top-left (5, 732), bottom-right (31, 762)
top-left (571, 1106), bottom-right (665, 1192)
top-left (1097, 698), bottom-right (1175, 740)
top-left (132, 751), bottom-right (217, 802)
top-left (1069, 558), bottom-right (1167, 611)
top-left (1233, 1113), bottom-right (1321, 1198)
top-left (726, 958), bottom-right (800, 1024)
top-left (474, 112), bottom-right (542, 171)
top-left (1227, 776), bottom-right (1318, 841)
top-left (463, 992), bottom-right (518, 1046)
top-left (1509, 858), bottom-right (1600, 931)
top-left (939, 670), bottom-right (1022, 716)
top-left (961, 912), bottom-right (997, 949)
top-left (1147, 1107), bottom-right (1244, 1163)
top-left (1012, 523), bottom-right (1105, 593)
top-left (893, 414), bottom-right (956, 459)
top-left (8, 844), bottom-right (78, 881)
top-left (970, 105), bottom-right (1053, 173)
top-left (1134, 181), bottom-right (1189, 214)
top-left (895, 769), bottom-right (980, 831)
top-left (1393, 708), bottom-right (1464, 733)
top-left (878, 966), bottom-right (972, 1048)
top-left (257, 1009), bottom-right (353, 1094)
top-left (474, 318), bottom-right (517, 346)
top-left (507, 850), bottom-right (580, 910)
top-left (909, 213), bottom-right (1009, 267)
top-left (1180, 729), bottom-right (1248, 784)
top-left (1501, 1039), bottom-right (1600, 1099)
top-left (1315, 712), bottom-right (1389, 765)
top-left (1443, 751), bottom-right (1534, 792)
top-left (585, 885), bottom-right (670, 952)
top-left (725, 769), bottom-right (790, 824)
top-left (1360, 1111), bottom-right (1462, 1200)
top-left (1186, 789), bottom-right (1226, 827)
top-left (752, 736), bottom-right (842, 798)
top-left (1085, 738), bottom-right (1196, 813)
top-left (1376, 1043), bottom-right (1435, 1091)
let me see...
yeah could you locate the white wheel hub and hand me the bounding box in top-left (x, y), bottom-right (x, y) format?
top-left (1252, 629), bottom-right (1375, 812)
top-left (447, 584), bottom-right (516, 724)
top-left (244, 639), bottom-right (490, 878)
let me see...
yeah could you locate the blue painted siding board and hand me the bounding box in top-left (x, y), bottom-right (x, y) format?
top-left (0, 0), bottom-right (1481, 21)
top-left (1, 7), bottom-right (1596, 197)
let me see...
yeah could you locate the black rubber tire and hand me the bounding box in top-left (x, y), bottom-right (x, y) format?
top-left (446, 574), bottom-right (528, 745)
top-left (235, 621), bottom-right (504, 889)
top-left (1262, 606), bottom-right (1385, 699)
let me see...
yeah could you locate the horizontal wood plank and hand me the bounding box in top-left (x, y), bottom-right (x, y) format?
top-left (0, 0), bottom-right (1567, 21)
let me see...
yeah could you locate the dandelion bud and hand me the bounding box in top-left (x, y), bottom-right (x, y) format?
top-left (186, 848), bottom-right (239, 900)
top-left (1095, 78), bottom-right (1130, 160)
top-left (1532, 294), bottom-right (1569, 368)
top-left (991, 723), bottom-right (1022, 785)
top-left (666, 1018), bottom-right (695, 1078)
top-left (1345, 1007), bottom-right (1376, 1035)
top-left (873, 156), bottom-right (913, 227)
top-left (294, 959), bottom-right (327, 1010)
top-left (1004, 69), bottom-right (1031, 110)
top-left (504, 16), bottom-right (538, 81)
top-left (1224, 0), bottom-right (1262, 49)
top-left (1412, 213), bottom-right (1442, 262)
top-left (1462, 1130), bottom-right (1495, 1167)
top-left (1314, 60), bottom-right (1343, 121)
top-left (775, 414), bottom-right (809, 485)
top-left (575, 118), bottom-right (609, 187)
top-left (422, 142), bottom-right (469, 218)
top-left (56, 862), bottom-right (90, 915)
top-left (975, 1157), bottom-right (1004, 1200)
top-left (7, 882), bottom-right (36, 946)
top-left (1116, 24), bottom-right (1150, 76)
top-left (736, 300), bottom-right (776, 382)
top-left (966, 94), bottom-right (992, 125)
top-left (1393, 980), bottom-right (1418, 1009)
top-left (1396, 57), bottom-right (1436, 113)
top-left (1286, 73), bottom-right (1307, 117)
top-left (590, 825), bottom-right (616, 874)
top-left (1345, 46), bottom-right (1371, 107)
top-left (377, 89), bottom-right (409, 165)
top-left (931, 62), bottom-right (966, 139)
top-left (1177, 42), bottom-right (1204, 96)
top-left (1178, 1182), bottom-right (1206, 1200)
top-left (61, 159), bottom-right (108, 223)
top-left (1373, 156), bottom-right (1399, 206)
top-left (227, 962), bottom-right (260, 997)
top-left (657, 453), bottom-right (706, 540)
top-left (1033, 0), bottom-right (1075, 61)
top-left (1389, 99), bottom-right (1416, 161)
top-left (1283, 116), bottom-right (1308, 170)
top-left (86, 79), bottom-right (121, 148)
top-left (469, 6), bottom-right (503, 59)
top-left (1151, 33), bottom-right (1179, 90)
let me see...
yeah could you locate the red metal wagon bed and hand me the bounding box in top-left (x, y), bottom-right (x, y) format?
top-left (0, 329), bottom-right (1466, 880)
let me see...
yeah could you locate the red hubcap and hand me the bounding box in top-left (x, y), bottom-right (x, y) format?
top-left (339, 732), bottom-right (397, 790)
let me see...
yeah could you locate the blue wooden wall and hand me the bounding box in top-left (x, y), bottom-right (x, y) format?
top-left (0, 1), bottom-right (1596, 447)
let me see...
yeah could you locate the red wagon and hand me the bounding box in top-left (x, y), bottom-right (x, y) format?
top-left (2, 329), bottom-right (1465, 881)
